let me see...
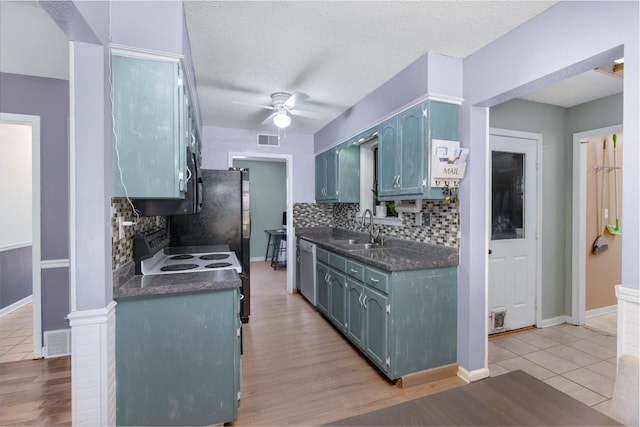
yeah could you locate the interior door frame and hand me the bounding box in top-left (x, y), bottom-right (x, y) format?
top-left (0, 112), bottom-right (42, 358)
top-left (489, 127), bottom-right (543, 329)
top-left (571, 124), bottom-right (623, 325)
top-left (228, 152), bottom-right (294, 294)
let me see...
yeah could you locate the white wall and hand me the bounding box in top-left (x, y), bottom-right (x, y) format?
top-left (201, 125), bottom-right (316, 202)
top-left (0, 123), bottom-right (32, 248)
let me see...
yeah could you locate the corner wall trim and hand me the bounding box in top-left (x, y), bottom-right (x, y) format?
top-left (68, 300), bottom-right (117, 426)
top-left (457, 366), bottom-right (490, 383)
top-left (615, 285), bottom-right (639, 358)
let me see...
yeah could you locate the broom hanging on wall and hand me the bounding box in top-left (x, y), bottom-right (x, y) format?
top-left (606, 133), bottom-right (622, 235)
top-left (593, 138), bottom-right (609, 254)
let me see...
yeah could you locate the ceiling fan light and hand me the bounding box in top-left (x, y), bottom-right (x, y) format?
top-left (274, 112), bottom-right (291, 128)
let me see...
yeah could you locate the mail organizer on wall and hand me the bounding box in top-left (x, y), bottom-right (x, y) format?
top-left (431, 139), bottom-right (468, 188)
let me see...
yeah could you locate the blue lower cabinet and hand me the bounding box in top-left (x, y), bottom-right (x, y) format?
top-left (115, 289), bottom-right (240, 426)
top-left (316, 251), bottom-right (457, 380)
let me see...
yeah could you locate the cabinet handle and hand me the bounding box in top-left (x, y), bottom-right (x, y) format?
top-left (362, 295), bottom-right (368, 308)
top-left (370, 277), bottom-right (380, 284)
top-left (350, 268), bottom-right (358, 274)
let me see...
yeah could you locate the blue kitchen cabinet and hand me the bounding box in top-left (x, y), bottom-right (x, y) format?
top-left (377, 100), bottom-right (460, 201)
top-left (363, 285), bottom-right (389, 373)
top-left (316, 261), bottom-right (330, 316)
top-left (115, 288), bottom-right (241, 426)
top-left (315, 246), bottom-right (457, 381)
top-left (112, 52), bottom-right (197, 199)
top-left (315, 144), bottom-right (360, 203)
top-left (346, 278), bottom-right (365, 350)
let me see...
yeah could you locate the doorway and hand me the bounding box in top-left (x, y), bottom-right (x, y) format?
top-left (571, 125), bottom-right (623, 325)
top-left (228, 152), bottom-right (295, 294)
top-left (488, 129), bottom-right (541, 333)
top-left (0, 113), bottom-right (42, 359)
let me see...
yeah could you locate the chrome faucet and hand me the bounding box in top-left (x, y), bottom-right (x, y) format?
top-left (362, 209), bottom-right (379, 244)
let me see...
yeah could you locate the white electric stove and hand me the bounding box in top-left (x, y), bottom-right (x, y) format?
top-left (141, 249), bottom-right (242, 275)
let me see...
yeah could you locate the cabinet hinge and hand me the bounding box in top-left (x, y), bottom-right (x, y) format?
top-left (386, 356), bottom-right (391, 366)
top-left (237, 328), bottom-right (241, 337)
top-left (177, 77), bottom-right (183, 87)
top-left (237, 391), bottom-right (241, 401)
top-left (386, 304), bottom-right (391, 314)
top-left (422, 178), bottom-right (427, 187)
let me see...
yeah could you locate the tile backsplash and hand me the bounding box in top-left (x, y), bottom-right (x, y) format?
top-left (293, 200), bottom-right (459, 247)
top-left (111, 198), bottom-right (166, 270)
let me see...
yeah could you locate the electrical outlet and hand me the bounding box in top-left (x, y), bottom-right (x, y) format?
top-left (422, 212), bottom-right (432, 227)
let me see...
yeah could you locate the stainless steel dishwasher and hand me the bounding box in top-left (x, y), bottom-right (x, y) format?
top-left (298, 239), bottom-right (316, 306)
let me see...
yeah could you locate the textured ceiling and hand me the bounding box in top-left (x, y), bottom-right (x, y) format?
top-left (1, 1), bottom-right (623, 135)
top-left (184, 1), bottom-right (561, 134)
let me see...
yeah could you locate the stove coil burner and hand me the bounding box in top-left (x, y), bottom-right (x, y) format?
top-left (169, 254), bottom-right (194, 260)
top-left (205, 262), bottom-right (233, 269)
top-left (200, 254), bottom-right (230, 261)
top-left (160, 264), bottom-right (199, 272)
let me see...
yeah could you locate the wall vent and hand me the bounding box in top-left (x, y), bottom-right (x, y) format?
top-left (257, 133), bottom-right (279, 147)
top-left (44, 328), bottom-right (71, 357)
top-left (491, 310), bottom-right (507, 331)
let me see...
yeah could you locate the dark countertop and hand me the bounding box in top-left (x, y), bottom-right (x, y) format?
top-left (295, 227), bottom-right (458, 272)
top-left (113, 245), bottom-right (241, 299)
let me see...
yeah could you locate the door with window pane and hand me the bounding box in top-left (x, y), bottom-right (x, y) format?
top-left (489, 133), bottom-right (537, 332)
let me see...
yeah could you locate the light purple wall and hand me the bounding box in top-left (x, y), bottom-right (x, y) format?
top-left (42, 267), bottom-right (71, 331)
top-left (459, 0), bottom-right (639, 372)
top-left (0, 246), bottom-right (32, 310)
top-left (202, 126), bottom-right (315, 203)
top-left (0, 73), bottom-right (70, 261)
top-left (0, 72), bottom-right (69, 330)
top-left (315, 52), bottom-right (462, 152)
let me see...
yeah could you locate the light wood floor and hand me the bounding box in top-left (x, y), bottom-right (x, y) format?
top-left (234, 261), bottom-right (465, 426)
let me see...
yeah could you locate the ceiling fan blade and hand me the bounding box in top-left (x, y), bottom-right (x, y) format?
top-left (289, 108), bottom-right (322, 120)
top-left (232, 100), bottom-right (274, 110)
top-left (284, 91), bottom-right (309, 108)
top-left (261, 111), bottom-right (277, 125)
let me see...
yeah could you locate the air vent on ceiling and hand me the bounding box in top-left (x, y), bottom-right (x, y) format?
top-left (257, 133), bottom-right (279, 147)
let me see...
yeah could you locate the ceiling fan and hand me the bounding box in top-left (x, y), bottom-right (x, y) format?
top-left (234, 92), bottom-right (321, 129)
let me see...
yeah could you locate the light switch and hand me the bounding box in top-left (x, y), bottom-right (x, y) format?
top-left (604, 208), bottom-right (609, 219)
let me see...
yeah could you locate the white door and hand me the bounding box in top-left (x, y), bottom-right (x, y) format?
top-left (489, 133), bottom-right (538, 332)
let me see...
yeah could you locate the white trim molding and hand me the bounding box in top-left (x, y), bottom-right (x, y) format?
top-left (0, 241), bottom-right (32, 252)
top-left (41, 259), bottom-right (71, 269)
top-left (586, 304), bottom-right (617, 319)
top-left (615, 285), bottom-right (639, 358)
top-left (457, 366), bottom-right (490, 383)
top-left (0, 295), bottom-right (33, 318)
top-left (67, 301), bottom-right (117, 426)
top-left (538, 315), bottom-right (571, 328)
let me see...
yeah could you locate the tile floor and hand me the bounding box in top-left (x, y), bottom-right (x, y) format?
top-left (0, 302), bottom-right (34, 363)
top-left (489, 315), bottom-right (619, 419)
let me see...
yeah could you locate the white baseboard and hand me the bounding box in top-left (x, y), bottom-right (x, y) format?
top-left (586, 304), bottom-right (617, 318)
top-left (457, 366), bottom-right (490, 383)
top-left (538, 315), bottom-right (570, 328)
top-left (67, 300), bottom-right (117, 426)
top-left (0, 295), bottom-right (33, 317)
top-left (616, 285), bottom-right (639, 358)
top-left (250, 256), bottom-right (268, 262)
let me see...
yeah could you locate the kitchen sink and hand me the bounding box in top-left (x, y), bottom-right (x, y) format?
top-left (329, 239), bottom-right (360, 245)
top-left (341, 243), bottom-right (382, 251)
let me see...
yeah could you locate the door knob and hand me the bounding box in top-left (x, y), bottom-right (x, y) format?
top-left (488, 249), bottom-right (492, 255)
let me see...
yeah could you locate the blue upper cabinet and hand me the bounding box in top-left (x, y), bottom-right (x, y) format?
top-left (378, 99), bottom-right (460, 201)
top-left (112, 50), bottom-right (197, 199)
top-left (315, 144), bottom-right (359, 203)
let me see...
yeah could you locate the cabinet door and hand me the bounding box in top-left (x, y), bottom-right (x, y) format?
top-left (316, 263), bottom-right (330, 316)
top-left (424, 101), bottom-right (460, 199)
top-left (315, 154), bottom-right (326, 201)
top-left (346, 279), bottom-right (365, 350)
top-left (398, 104), bottom-right (425, 195)
top-left (112, 55), bottom-right (183, 198)
top-left (377, 116), bottom-right (399, 197)
top-left (328, 268), bottom-right (347, 332)
top-left (324, 150), bottom-right (338, 201)
top-left (364, 287), bottom-right (389, 372)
